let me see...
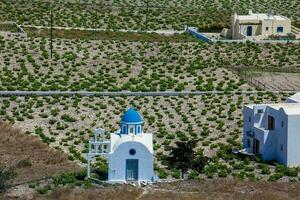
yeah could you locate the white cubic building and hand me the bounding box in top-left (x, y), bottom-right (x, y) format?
top-left (87, 108), bottom-right (156, 183)
top-left (222, 10), bottom-right (292, 40)
top-left (242, 93), bottom-right (300, 167)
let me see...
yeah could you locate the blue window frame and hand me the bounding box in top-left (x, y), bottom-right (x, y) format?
top-left (277, 27), bottom-right (283, 33)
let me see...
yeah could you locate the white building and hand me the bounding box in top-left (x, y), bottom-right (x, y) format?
top-left (222, 10), bottom-right (292, 40)
top-left (242, 93), bottom-right (300, 167)
top-left (87, 108), bottom-right (156, 183)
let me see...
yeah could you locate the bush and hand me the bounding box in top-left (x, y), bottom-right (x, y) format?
top-left (61, 114), bottom-right (77, 122)
top-left (0, 162), bottom-right (16, 191)
top-left (53, 172), bottom-right (77, 186)
top-left (285, 167), bottom-right (298, 177)
top-left (218, 170), bottom-right (228, 178)
top-left (16, 159), bottom-right (32, 168)
top-left (268, 173), bottom-right (283, 182)
top-left (188, 170), bottom-right (199, 179)
top-left (37, 185), bottom-right (51, 194)
top-left (157, 169), bottom-right (168, 179)
top-left (171, 169), bottom-right (181, 179)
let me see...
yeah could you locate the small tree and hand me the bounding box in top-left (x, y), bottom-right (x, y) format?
top-left (0, 162), bottom-right (16, 191)
top-left (166, 140), bottom-right (198, 178)
top-left (192, 149), bottom-right (211, 173)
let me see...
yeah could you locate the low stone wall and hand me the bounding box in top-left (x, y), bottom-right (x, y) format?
top-left (0, 21), bottom-right (27, 37)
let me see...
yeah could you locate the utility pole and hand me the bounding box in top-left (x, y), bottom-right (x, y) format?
top-left (95, 7), bottom-right (98, 32)
top-left (50, 2), bottom-right (53, 60)
top-left (145, 0), bottom-right (148, 30)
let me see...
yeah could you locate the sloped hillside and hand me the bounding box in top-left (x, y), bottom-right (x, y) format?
top-left (0, 122), bottom-right (81, 185)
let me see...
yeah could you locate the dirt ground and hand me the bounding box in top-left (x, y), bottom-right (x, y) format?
top-left (0, 122), bottom-right (81, 185)
top-left (24, 179), bottom-right (300, 200)
top-left (251, 72), bottom-right (300, 91)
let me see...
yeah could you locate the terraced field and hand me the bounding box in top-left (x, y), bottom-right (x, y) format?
top-left (0, 0), bottom-right (299, 30)
top-left (0, 35), bottom-right (299, 92)
top-left (1, 91), bottom-right (296, 181)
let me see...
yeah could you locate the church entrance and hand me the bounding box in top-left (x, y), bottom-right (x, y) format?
top-left (126, 159), bottom-right (138, 181)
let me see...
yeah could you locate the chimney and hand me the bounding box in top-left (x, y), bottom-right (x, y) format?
top-left (234, 12), bottom-right (237, 18)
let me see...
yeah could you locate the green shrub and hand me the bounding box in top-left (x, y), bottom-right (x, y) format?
top-left (268, 173), bottom-right (283, 182)
top-left (61, 114), bottom-right (77, 122)
top-left (37, 185), bottom-right (51, 194)
top-left (16, 159), bottom-right (32, 168)
top-left (0, 162), bottom-right (16, 191)
top-left (157, 169), bottom-right (168, 179)
top-left (285, 167), bottom-right (298, 177)
top-left (188, 170), bottom-right (199, 179)
top-left (218, 170), bottom-right (228, 178)
top-left (171, 169), bottom-right (180, 179)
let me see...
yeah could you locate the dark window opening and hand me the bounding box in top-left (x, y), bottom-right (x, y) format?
top-left (277, 27), bottom-right (284, 33)
top-left (266, 27), bottom-right (269, 31)
top-left (281, 121), bottom-right (284, 127)
top-left (246, 139), bottom-right (251, 148)
top-left (268, 115), bottom-right (275, 130)
top-left (129, 149), bottom-right (136, 155)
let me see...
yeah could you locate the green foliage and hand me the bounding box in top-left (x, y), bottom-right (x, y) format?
top-left (268, 173), bottom-right (283, 182)
top-left (16, 159), bottom-right (32, 168)
top-left (188, 170), bottom-right (199, 179)
top-left (157, 168), bottom-right (168, 179)
top-left (166, 139), bottom-right (208, 178)
top-left (0, 162), bottom-right (16, 191)
top-left (61, 114), bottom-right (77, 122)
top-left (53, 171), bottom-right (88, 187)
top-left (171, 169), bottom-right (180, 179)
top-left (37, 185), bottom-right (51, 194)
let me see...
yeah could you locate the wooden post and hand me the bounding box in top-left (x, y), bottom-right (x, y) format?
top-left (50, 3), bottom-right (53, 60)
top-left (145, 0), bottom-right (148, 30)
top-left (87, 155), bottom-right (91, 178)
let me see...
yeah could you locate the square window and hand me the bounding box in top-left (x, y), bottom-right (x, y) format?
top-left (277, 27), bottom-right (284, 33)
top-left (257, 109), bottom-right (263, 114)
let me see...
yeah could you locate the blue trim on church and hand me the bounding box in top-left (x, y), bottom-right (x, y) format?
top-left (120, 108), bottom-right (143, 134)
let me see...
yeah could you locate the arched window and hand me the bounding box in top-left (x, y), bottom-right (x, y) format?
top-left (137, 126), bottom-right (141, 134)
top-left (129, 127), bottom-right (134, 134)
top-left (123, 125), bottom-right (127, 134)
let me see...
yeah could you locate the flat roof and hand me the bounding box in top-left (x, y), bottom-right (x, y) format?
top-left (288, 92), bottom-right (300, 103)
top-left (246, 103), bottom-right (300, 115)
top-left (236, 13), bottom-right (288, 21)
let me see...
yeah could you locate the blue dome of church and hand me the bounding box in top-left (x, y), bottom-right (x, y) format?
top-left (121, 108), bottom-right (143, 123)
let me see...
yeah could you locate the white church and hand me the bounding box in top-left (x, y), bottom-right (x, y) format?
top-left (87, 108), bottom-right (156, 183)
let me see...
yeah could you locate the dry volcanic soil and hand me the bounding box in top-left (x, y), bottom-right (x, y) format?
top-left (0, 35), bottom-right (299, 92)
top-left (0, 0), bottom-right (300, 30)
top-left (0, 91), bottom-right (295, 182)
